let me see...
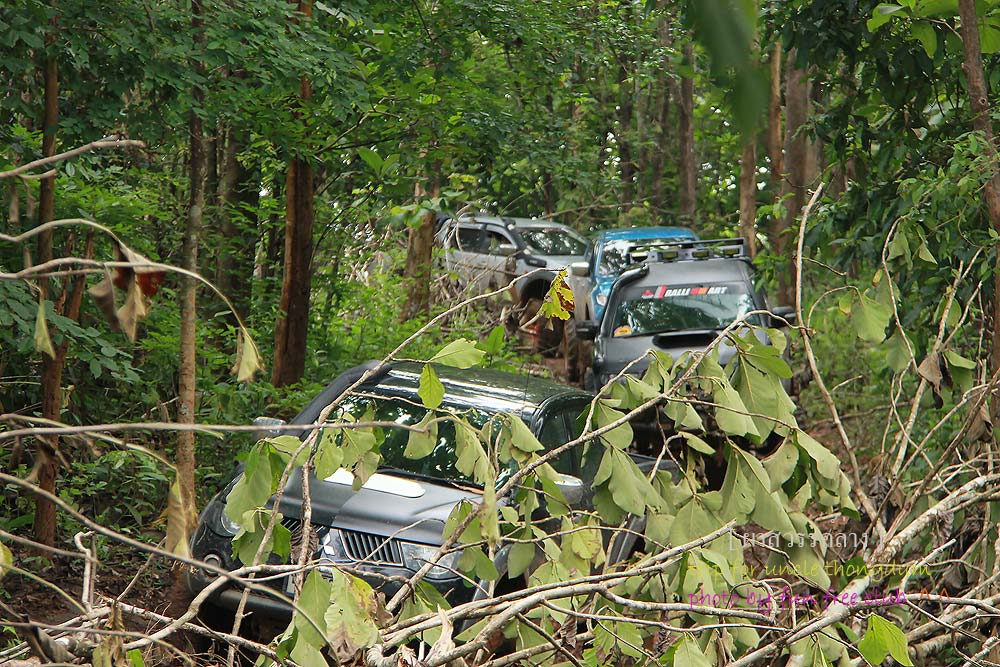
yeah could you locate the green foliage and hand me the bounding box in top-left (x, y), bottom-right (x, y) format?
top-left (857, 615), bottom-right (914, 666)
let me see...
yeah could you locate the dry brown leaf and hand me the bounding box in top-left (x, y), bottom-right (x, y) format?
top-left (164, 477), bottom-right (191, 558)
top-left (33, 299), bottom-right (56, 359)
top-left (917, 353), bottom-right (943, 392)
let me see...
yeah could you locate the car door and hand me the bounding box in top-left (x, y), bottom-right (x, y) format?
top-left (444, 224), bottom-right (488, 287)
top-left (480, 227), bottom-right (517, 291)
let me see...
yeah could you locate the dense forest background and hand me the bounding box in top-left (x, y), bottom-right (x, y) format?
top-left (6, 0), bottom-right (1000, 665)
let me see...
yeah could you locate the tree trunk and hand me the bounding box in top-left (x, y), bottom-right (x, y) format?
top-left (649, 15), bottom-right (672, 221)
top-left (766, 43), bottom-right (783, 203)
top-left (775, 53), bottom-right (809, 306)
top-left (400, 174), bottom-right (440, 321)
top-left (271, 0), bottom-right (315, 387)
top-left (958, 0), bottom-right (1000, 383)
top-left (217, 124), bottom-right (257, 316)
top-left (739, 138), bottom-right (757, 258)
top-left (175, 0), bottom-right (205, 567)
top-left (34, 10), bottom-right (60, 550)
top-left (617, 64), bottom-right (635, 209)
top-left (678, 43), bottom-right (696, 220)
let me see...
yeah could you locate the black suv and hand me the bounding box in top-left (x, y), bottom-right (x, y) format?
top-left (577, 239), bottom-right (793, 389)
top-left (186, 361), bottom-right (665, 619)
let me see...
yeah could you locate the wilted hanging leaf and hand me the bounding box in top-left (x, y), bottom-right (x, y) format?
top-left (0, 542), bottom-right (12, 579)
top-left (116, 278), bottom-right (147, 342)
top-left (165, 477), bottom-right (191, 558)
top-left (89, 274), bottom-right (120, 333)
top-left (404, 411), bottom-right (438, 459)
top-left (917, 353), bottom-right (943, 392)
top-left (34, 299), bottom-right (56, 358)
top-left (231, 329), bottom-right (264, 382)
top-left (539, 269), bottom-right (574, 320)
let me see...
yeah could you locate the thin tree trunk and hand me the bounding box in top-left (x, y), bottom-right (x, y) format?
top-left (649, 15), bottom-right (672, 220)
top-left (175, 0), bottom-right (205, 566)
top-left (272, 0), bottom-right (315, 387)
top-left (958, 0), bottom-right (1000, 383)
top-left (217, 124), bottom-right (256, 316)
top-left (739, 139), bottom-right (757, 258)
top-left (617, 64), bottom-right (635, 208)
top-left (400, 173), bottom-right (440, 321)
top-left (678, 43), bottom-right (696, 219)
top-left (775, 53), bottom-right (809, 306)
top-left (34, 7), bottom-right (60, 549)
top-left (766, 43), bottom-right (783, 202)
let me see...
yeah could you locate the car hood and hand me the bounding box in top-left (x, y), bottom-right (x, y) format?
top-left (537, 253), bottom-right (585, 268)
top-left (595, 328), bottom-right (768, 378)
top-left (277, 468), bottom-right (482, 546)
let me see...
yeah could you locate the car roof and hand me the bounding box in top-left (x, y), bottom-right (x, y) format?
top-left (456, 213), bottom-right (576, 232)
top-left (626, 258), bottom-right (753, 285)
top-left (364, 362), bottom-right (591, 420)
top-left (597, 226), bottom-right (698, 242)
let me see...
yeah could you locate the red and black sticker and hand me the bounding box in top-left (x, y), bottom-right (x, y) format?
top-left (640, 285), bottom-right (729, 299)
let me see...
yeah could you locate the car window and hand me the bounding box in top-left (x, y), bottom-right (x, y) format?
top-left (456, 227), bottom-right (488, 253)
top-left (598, 238), bottom-right (693, 276)
top-left (519, 228), bottom-right (588, 256)
top-left (609, 282), bottom-right (762, 336)
top-left (537, 411), bottom-right (575, 475)
top-left (485, 229), bottom-right (514, 255)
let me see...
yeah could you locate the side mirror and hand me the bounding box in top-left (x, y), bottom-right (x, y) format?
top-left (770, 306), bottom-right (797, 328)
top-left (575, 320), bottom-right (599, 341)
top-left (554, 474), bottom-right (585, 506)
top-left (496, 242), bottom-right (518, 256)
top-left (570, 261), bottom-right (590, 277)
top-left (252, 416), bottom-right (287, 441)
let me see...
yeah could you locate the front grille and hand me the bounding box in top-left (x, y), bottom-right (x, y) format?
top-left (281, 516), bottom-right (320, 557)
top-left (339, 529), bottom-right (404, 565)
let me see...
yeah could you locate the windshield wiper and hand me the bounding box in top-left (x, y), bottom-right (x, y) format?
top-left (376, 465), bottom-right (476, 489)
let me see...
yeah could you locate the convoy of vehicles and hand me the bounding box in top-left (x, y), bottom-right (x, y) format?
top-left (186, 218), bottom-right (792, 625)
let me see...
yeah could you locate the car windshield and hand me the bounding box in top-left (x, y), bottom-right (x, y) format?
top-left (331, 395), bottom-right (493, 485)
top-left (519, 228), bottom-right (588, 256)
top-left (610, 282), bottom-right (760, 336)
top-left (598, 238), bottom-right (693, 276)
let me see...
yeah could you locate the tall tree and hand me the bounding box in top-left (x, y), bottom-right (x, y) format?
top-left (271, 0), bottom-right (315, 387)
top-left (774, 53), bottom-right (809, 306)
top-left (678, 42), bottom-right (696, 219)
top-left (738, 138), bottom-right (757, 257)
top-left (175, 0), bottom-right (206, 554)
top-left (33, 1), bottom-right (61, 549)
top-left (957, 0), bottom-right (1000, 385)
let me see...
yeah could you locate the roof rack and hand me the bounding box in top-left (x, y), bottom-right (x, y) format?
top-left (625, 237), bottom-right (746, 266)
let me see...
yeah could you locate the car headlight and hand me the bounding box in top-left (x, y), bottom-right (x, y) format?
top-left (219, 506), bottom-right (242, 536)
top-left (399, 543), bottom-right (462, 580)
top-left (596, 293), bottom-right (607, 306)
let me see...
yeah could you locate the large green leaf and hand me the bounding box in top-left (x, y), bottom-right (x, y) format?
top-left (852, 293), bottom-right (893, 343)
top-left (429, 338), bottom-right (485, 368)
top-left (404, 411), bottom-right (438, 459)
top-left (867, 4), bottom-right (906, 31)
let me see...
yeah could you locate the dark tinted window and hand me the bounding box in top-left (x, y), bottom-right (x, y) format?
top-left (486, 230), bottom-right (514, 255)
top-left (610, 282), bottom-right (761, 336)
top-left (456, 227), bottom-right (487, 253)
top-left (519, 228), bottom-right (588, 256)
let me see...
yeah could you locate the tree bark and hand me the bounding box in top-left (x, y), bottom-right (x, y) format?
top-left (775, 53), bottom-right (809, 306)
top-left (739, 138), bottom-right (757, 258)
top-left (678, 43), bottom-right (696, 220)
top-left (400, 174), bottom-right (440, 321)
top-left (766, 43), bottom-right (783, 202)
top-left (617, 64), bottom-right (636, 208)
top-left (217, 124), bottom-right (257, 316)
top-left (649, 15), bottom-right (672, 220)
top-left (958, 0), bottom-right (1000, 383)
top-left (175, 0), bottom-right (205, 560)
top-left (34, 5), bottom-right (60, 550)
top-left (271, 0), bottom-right (315, 387)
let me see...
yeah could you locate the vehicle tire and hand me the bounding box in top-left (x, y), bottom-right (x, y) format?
top-left (519, 297), bottom-right (563, 357)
